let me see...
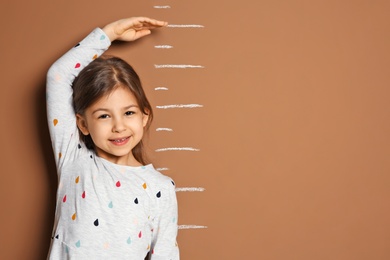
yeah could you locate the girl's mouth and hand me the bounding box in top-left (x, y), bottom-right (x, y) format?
top-left (109, 137), bottom-right (130, 146)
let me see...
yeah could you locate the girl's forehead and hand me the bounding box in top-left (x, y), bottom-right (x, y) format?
top-left (94, 86), bottom-right (139, 107)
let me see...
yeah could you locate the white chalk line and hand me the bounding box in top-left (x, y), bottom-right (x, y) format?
top-left (156, 128), bottom-right (173, 132)
top-left (178, 225), bottom-right (208, 230)
top-left (155, 147), bottom-right (200, 152)
top-left (154, 64), bottom-right (204, 69)
top-left (154, 87), bottom-right (169, 90)
top-left (154, 45), bottom-right (173, 49)
top-left (175, 187), bottom-right (205, 192)
top-left (156, 104), bottom-right (203, 109)
top-left (168, 24), bottom-right (205, 28)
top-left (154, 5), bottom-right (171, 8)
top-left (156, 167), bottom-right (169, 171)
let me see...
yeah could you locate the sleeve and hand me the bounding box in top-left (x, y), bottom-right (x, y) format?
top-left (150, 178), bottom-right (180, 259)
top-left (46, 28), bottom-right (111, 172)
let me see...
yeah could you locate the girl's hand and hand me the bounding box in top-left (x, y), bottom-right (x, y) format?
top-left (102, 17), bottom-right (168, 42)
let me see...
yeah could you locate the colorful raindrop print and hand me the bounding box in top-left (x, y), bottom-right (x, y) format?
top-left (116, 181), bottom-right (121, 187)
top-left (62, 195), bottom-right (66, 203)
top-left (134, 198), bottom-right (138, 204)
top-left (75, 240), bottom-right (81, 248)
top-left (108, 201), bottom-right (113, 208)
top-left (72, 213), bottom-right (76, 221)
top-left (94, 219), bottom-right (99, 226)
top-left (75, 176), bottom-right (80, 184)
top-left (142, 183), bottom-right (147, 189)
top-left (75, 63), bottom-right (81, 69)
top-left (156, 191), bottom-right (161, 198)
top-left (138, 231), bottom-right (142, 238)
top-left (127, 237), bottom-right (131, 245)
top-left (82, 191), bottom-right (86, 199)
top-left (53, 119), bottom-right (58, 126)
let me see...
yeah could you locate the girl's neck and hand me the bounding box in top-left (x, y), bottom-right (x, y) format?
top-left (96, 150), bottom-right (143, 167)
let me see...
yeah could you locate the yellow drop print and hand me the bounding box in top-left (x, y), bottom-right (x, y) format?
top-left (58, 152), bottom-right (62, 159)
top-left (142, 183), bottom-right (147, 189)
top-left (93, 54), bottom-right (98, 60)
top-left (75, 176), bottom-right (80, 183)
top-left (53, 119), bottom-right (58, 126)
top-left (72, 213), bottom-right (76, 220)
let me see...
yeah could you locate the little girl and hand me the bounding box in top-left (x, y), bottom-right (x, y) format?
top-left (46, 17), bottom-right (179, 259)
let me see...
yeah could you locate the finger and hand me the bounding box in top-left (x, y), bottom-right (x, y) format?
top-left (134, 30), bottom-right (152, 39)
top-left (125, 17), bottom-right (167, 30)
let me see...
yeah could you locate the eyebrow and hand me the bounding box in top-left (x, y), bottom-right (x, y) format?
top-left (92, 105), bottom-right (139, 115)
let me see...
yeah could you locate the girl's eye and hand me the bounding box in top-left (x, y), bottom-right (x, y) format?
top-left (125, 111), bottom-right (135, 116)
top-left (98, 114), bottom-right (110, 119)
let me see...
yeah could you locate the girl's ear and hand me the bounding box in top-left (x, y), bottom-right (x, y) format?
top-left (142, 110), bottom-right (150, 128)
top-left (76, 114), bottom-right (90, 135)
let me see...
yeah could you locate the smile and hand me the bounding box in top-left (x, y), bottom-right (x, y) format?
top-left (109, 137), bottom-right (130, 146)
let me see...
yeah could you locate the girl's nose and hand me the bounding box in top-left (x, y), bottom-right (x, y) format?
top-left (112, 118), bottom-right (126, 133)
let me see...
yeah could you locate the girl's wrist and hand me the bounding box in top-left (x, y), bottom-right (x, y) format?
top-left (102, 24), bottom-right (116, 42)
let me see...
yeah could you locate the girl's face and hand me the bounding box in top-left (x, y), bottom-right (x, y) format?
top-left (76, 86), bottom-right (149, 166)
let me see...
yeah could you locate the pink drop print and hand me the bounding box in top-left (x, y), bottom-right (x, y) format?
top-left (62, 195), bottom-right (67, 203)
top-left (75, 63), bottom-right (81, 68)
top-left (138, 231), bottom-right (142, 238)
top-left (82, 191), bottom-right (86, 199)
top-left (116, 181), bottom-right (121, 187)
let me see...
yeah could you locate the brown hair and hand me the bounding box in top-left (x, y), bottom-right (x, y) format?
top-left (72, 55), bottom-right (153, 165)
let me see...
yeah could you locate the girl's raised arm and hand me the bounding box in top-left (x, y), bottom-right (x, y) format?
top-left (46, 17), bottom-right (166, 171)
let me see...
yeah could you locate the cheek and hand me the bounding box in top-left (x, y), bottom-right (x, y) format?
top-left (87, 122), bottom-right (106, 137)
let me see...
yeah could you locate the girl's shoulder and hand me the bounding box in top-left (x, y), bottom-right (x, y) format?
top-left (145, 164), bottom-right (176, 185)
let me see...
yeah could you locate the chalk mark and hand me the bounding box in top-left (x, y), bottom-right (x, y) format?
top-left (154, 87), bottom-right (169, 90)
top-left (154, 5), bottom-right (171, 8)
top-left (155, 147), bottom-right (200, 152)
top-left (154, 64), bottom-right (204, 69)
top-left (168, 24), bottom-right (205, 28)
top-left (154, 45), bottom-right (173, 49)
top-left (178, 225), bottom-right (208, 230)
top-left (156, 104), bottom-right (203, 109)
top-left (175, 187), bottom-right (205, 192)
top-left (156, 128), bottom-right (173, 132)
top-left (156, 167), bottom-right (169, 171)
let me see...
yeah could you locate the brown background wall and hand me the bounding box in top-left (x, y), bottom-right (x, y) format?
top-left (1, 0), bottom-right (390, 259)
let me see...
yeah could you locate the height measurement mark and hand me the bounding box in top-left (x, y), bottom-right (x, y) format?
top-left (154, 87), bottom-right (169, 90)
top-left (154, 45), bottom-right (173, 49)
top-left (176, 187), bottom-right (205, 192)
top-left (167, 24), bottom-right (205, 28)
top-left (154, 64), bottom-right (204, 69)
top-left (178, 225), bottom-right (208, 230)
top-left (156, 128), bottom-right (173, 132)
top-left (156, 104), bottom-right (203, 109)
top-left (155, 147), bottom-right (200, 152)
top-left (153, 5), bottom-right (171, 8)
